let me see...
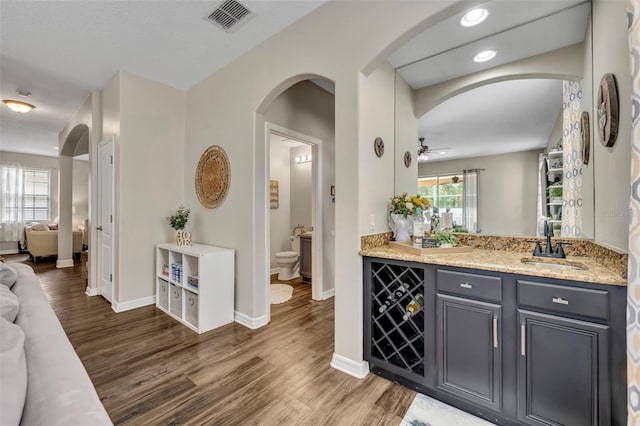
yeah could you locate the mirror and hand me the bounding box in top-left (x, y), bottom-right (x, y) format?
top-left (391, 0), bottom-right (594, 238)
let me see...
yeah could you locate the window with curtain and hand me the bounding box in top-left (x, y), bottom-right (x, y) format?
top-left (0, 165), bottom-right (51, 242)
top-left (418, 174), bottom-right (464, 226)
top-left (418, 170), bottom-right (480, 232)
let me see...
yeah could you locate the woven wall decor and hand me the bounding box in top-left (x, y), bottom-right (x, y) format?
top-left (195, 145), bottom-right (230, 209)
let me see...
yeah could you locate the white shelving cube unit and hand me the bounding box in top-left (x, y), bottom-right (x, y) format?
top-left (156, 243), bottom-right (234, 333)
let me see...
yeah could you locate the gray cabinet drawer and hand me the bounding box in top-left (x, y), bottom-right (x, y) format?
top-left (517, 280), bottom-right (609, 320)
top-left (169, 284), bottom-right (183, 318)
top-left (185, 290), bottom-right (198, 327)
top-left (437, 269), bottom-right (502, 302)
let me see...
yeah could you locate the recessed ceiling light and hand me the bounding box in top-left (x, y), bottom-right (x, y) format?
top-left (460, 8), bottom-right (489, 27)
top-left (439, 152), bottom-right (446, 155)
top-left (53, 147), bottom-right (59, 150)
top-left (473, 50), bottom-right (497, 63)
top-left (3, 99), bottom-right (35, 113)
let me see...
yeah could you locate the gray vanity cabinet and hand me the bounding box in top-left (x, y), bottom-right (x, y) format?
top-left (300, 234), bottom-right (312, 283)
top-left (436, 294), bottom-right (502, 412)
top-left (517, 310), bottom-right (610, 426)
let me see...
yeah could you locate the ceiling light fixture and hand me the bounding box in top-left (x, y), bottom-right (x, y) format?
top-left (3, 99), bottom-right (35, 113)
top-left (53, 147), bottom-right (59, 150)
top-left (473, 50), bottom-right (496, 63)
top-left (460, 8), bottom-right (489, 27)
top-left (439, 152), bottom-right (446, 155)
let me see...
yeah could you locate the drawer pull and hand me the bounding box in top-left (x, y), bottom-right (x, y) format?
top-left (521, 324), bottom-right (526, 356)
top-left (460, 282), bottom-right (473, 289)
top-left (552, 297), bottom-right (569, 305)
top-left (493, 317), bottom-right (498, 348)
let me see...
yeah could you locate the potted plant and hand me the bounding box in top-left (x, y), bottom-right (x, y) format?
top-left (435, 231), bottom-right (458, 248)
top-left (549, 187), bottom-right (563, 203)
top-left (167, 205), bottom-right (192, 246)
top-left (388, 193), bottom-right (430, 242)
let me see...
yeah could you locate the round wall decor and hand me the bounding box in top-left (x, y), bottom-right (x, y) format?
top-left (403, 151), bottom-right (412, 168)
top-left (580, 111), bottom-right (590, 165)
top-left (195, 145), bottom-right (230, 209)
top-left (596, 73), bottom-right (619, 147)
top-left (374, 137), bottom-right (384, 157)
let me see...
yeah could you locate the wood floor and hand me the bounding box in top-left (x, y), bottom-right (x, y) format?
top-left (5, 254), bottom-right (416, 425)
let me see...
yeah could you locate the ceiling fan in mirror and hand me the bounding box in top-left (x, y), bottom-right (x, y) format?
top-left (417, 137), bottom-right (451, 161)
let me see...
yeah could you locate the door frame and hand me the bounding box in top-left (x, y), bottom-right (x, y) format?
top-left (264, 122), bottom-right (324, 322)
top-left (96, 135), bottom-right (115, 304)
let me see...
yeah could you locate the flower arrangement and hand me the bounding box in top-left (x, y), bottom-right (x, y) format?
top-left (434, 231), bottom-right (458, 247)
top-left (167, 205), bottom-right (190, 230)
top-left (389, 192), bottom-right (431, 218)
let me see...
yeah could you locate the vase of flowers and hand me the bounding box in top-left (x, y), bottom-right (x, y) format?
top-left (167, 205), bottom-right (191, 246)
top-left (388, 193), bottom-right (430, 242)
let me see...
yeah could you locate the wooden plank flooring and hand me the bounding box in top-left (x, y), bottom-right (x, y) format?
top-left (5, 254), bottom-right (415, 425)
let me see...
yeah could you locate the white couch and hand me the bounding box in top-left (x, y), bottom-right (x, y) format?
top-left (2, 264), bottom-right (112, 425)
top-left (24, 225), bottom-right (83, 262)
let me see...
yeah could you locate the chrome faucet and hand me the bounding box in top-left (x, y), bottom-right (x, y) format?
top-left (527, 220), bottom-right (571, 258)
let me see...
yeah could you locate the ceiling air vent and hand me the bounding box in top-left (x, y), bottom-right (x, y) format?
top-left (207, 0), bottom-right (253, 32)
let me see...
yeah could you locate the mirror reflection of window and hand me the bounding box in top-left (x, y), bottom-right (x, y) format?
top-left (418, 174), bottom-right (464, 226)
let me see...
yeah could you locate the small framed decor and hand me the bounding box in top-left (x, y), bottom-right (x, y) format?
top-left (404, 151), bottom-right (412, 168)
top-left (581, 111), bottom-right (590, 165)
top-left (597, 73), bottom-right (619, 147)
top-left (270, 180), bottom-right (279, 209)
top-left (374, 137), bottom-right (384, 157)
top-left (195, 145), bottom-right (230, 209)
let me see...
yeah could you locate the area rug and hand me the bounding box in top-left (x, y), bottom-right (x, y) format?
top-left (400, 393), bottom-right (492, 426)
top-left (270, 284), bottom-right (293, 304)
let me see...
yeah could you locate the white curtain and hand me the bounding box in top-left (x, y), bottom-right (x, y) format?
top-left (0, 164), bottom-right (26, 244)
top-left (462, 169), bottom-right (479, 233)
top-left (561, 80), bottom-right (584, 237)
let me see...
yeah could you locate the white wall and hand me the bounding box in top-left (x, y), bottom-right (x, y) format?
top-left (269, 135), bottom-right (291, 270)
top-left (290, 144), bottom-right (312, 230)
top-left (263, 80), bottom-right (335, 294)
top-left (117, 71), bottom-right (185, 303)
top-left (359, 62), bottom-right (396, 236)
top-left (419, 150), bottom-right (542, 236)
top-left (592, 0), bottom-right (631, 251)
top-left (72, 158), bottom-right (89, 229)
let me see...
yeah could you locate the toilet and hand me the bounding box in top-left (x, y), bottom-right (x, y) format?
top-left (275, 235), bottom-right (300, 280)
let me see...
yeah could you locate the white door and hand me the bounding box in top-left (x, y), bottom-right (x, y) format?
top-left (97, 139), bottom-right (114, 302)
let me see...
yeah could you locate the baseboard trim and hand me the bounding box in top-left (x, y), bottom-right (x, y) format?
top-left (112, 295), bottom-right (156, 313)
top-left (320, 288), bottom-right (335, 300)
top-left (56, 259), bottom-right (74, 268)
top-left (85, 286), bottom-right (99, 296)
top-left (234, 311), bottom-right (269, 329)
top-left (330, 353), bottom-right (369, 379)
top-left (0, 249), bottom-right (19, 255)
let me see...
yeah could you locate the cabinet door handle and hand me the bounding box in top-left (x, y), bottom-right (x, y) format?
top-left (493, 317), bottom-right (498, 348)
top-left (460, 282), bottom-right (473, 289)
top-left (520, 324), bottom-right (526, 356)
top-left (552, 297), bottom-right (569, 305)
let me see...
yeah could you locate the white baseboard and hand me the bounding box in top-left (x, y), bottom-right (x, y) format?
top-left (112, 295), bottom-right (156, 313)
top-left (56, 259), bottom-right (74, 268)
top-left (234, 310), bottom-right (269, 329)
top-left (270, 268), bottom-right (279, 275)
top-left (85, 286), bottom-right (99, 296)
top-left (320, 288), bottom-right (335, 300)
top-left (0, 249), bottom-right (19, 255)
top-left (330, 353), bottom-right (369, 379)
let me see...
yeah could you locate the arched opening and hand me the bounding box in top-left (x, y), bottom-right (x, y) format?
top-left (253, 75), bottom-right (335, 329)
top-left (57, 124), bottom-right (90, 269)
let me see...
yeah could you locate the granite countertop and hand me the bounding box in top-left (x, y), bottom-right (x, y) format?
top-left (360, 245), bottom-right (627, 286)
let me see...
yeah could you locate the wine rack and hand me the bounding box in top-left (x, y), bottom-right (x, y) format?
top-left (370, 262), bottom-right (425, 376)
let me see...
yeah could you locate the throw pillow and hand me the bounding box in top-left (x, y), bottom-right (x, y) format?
top-left (29, 223), bottom-right (49, 232)
top-left (47, 223), bottom-right (59, 230)
top-left (0, 265), bottom-right (18, 289)
top-left (0, 318), bottom-right (27, 426)
top-left (0, 286), bottom-right (19, 322)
